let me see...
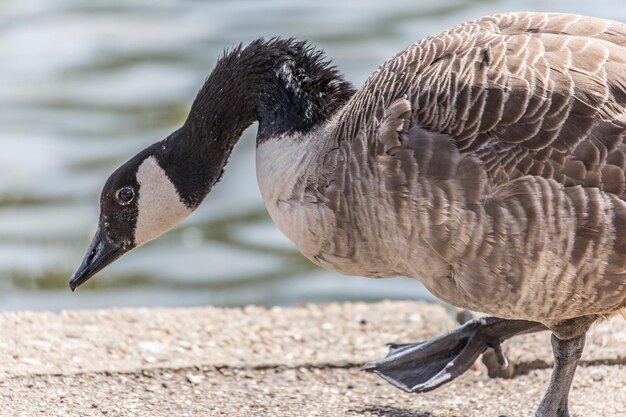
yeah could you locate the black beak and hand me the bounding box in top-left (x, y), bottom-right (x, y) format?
top-left (69, 228), bottom-right (125, 291)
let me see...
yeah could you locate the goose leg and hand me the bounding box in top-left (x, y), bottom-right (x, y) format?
top-left (535, 333), bottom-right (586, 417)
top-left (363, 316), bottom-right (546, 393)
top-left (456, 309), bottom-right (515, 378)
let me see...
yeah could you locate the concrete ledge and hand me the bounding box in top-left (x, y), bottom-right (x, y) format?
top-left (0, 301), bottom-right (456, 378)
top-left (1, 301), bottom-right (624, 416)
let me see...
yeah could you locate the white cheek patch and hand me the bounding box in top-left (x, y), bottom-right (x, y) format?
top-left (135, 156), bottom-right (192, 246)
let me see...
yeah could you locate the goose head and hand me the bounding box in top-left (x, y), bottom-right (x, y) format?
top-left (69, 38), bottom-right (354, 290)
top-left (69, 139), bottom-right (197, 291)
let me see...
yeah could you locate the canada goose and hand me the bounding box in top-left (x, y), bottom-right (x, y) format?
top-left (69, 12), bottom-right (626, 417)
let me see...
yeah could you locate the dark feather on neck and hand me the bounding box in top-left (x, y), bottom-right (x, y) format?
top-left (189, 38), bottom-right (355, 143)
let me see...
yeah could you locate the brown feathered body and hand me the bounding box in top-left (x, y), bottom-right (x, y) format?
top-left (256, 12), bottom-right (626, 329)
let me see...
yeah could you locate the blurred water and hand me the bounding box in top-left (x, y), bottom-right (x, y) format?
top-left (1, 0), bottom-right (624, 311)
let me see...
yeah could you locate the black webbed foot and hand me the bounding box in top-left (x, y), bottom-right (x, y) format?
top-left (363, 317), bottom-right (544, 393)
top-left (363, 319), bottom-right (496, 392)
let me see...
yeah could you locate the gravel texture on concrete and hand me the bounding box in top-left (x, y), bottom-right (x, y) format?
top-left (1, 364), bottom-right (623, 417)
top-left (0, 301), bottom-right (624, 417)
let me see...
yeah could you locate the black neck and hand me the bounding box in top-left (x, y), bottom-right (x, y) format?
top-left (154, 38), bottom-right (355, 208)
top-left (191, 38), bottom-right (354, 142)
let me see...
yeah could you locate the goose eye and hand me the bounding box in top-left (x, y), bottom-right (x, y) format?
top-left (117, 187), bottom-right (135, 205)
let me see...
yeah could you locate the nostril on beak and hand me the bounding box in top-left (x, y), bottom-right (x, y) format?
top-left (87, 248), bottom-right (97, 263)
